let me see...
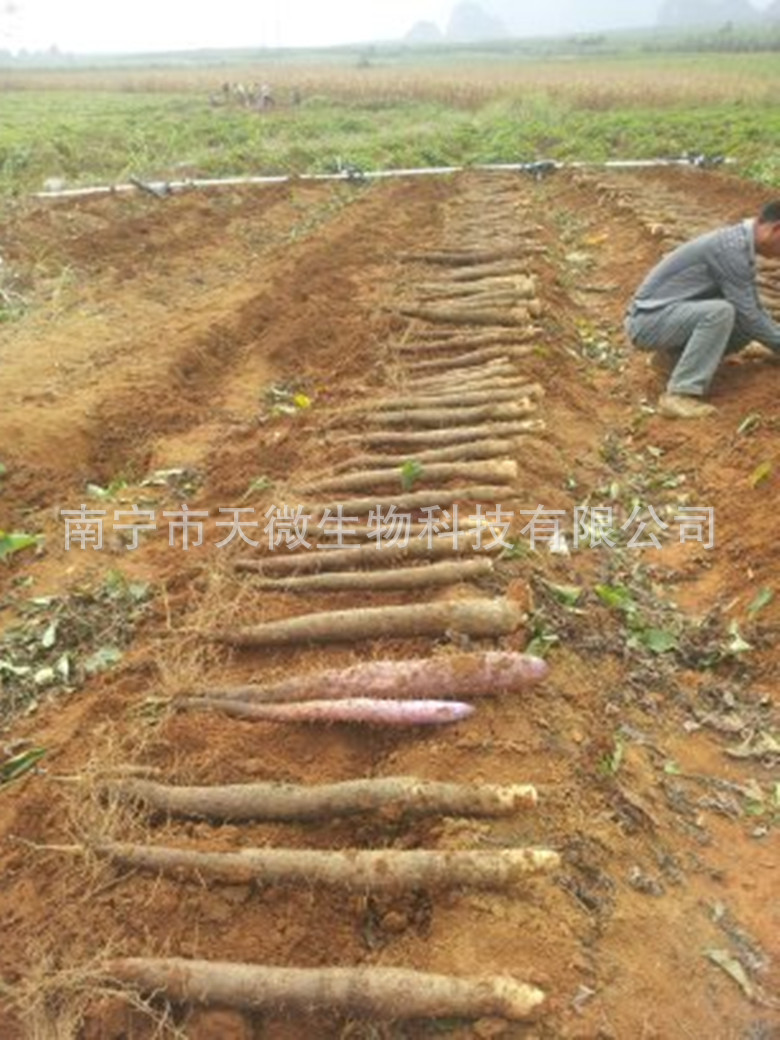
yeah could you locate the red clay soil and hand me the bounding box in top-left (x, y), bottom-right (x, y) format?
top-left (0, 167), bottom-right (777, 1039)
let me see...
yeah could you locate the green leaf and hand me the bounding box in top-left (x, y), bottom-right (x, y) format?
top-left (744, 801), bottom-right (766, 817)
top-left (737, 412), bottom-right (762, 436)
top-left (500, 538), bottom-right (531, 560)
top-left (83, 646), bottom-right (123, 676)
top-left (400, 459), bottom-right (424, 492)
top-left (664, 761), bottom-right (681, 775)
top-left (55, 653), bottom-right (71, 682)
top-left (0, 462), bottom-right (6, 478)
top-left (544, 582), bottom-right (583, 607)
top-left (750, 461), bottom-right (773, 488)
top-left (639, 628), bottom-right (678, 654)
top-left (41, 620), bottom-right (58, 649)
top-left (85, 482), bottom-right (111, 500)
top-left (747, 587), bottom-right (774, 616)
top-left (525, 630), bottom-right (560, 658)
top-left (0, 659), bottom-right (31, 677)
top-left (705, 950), bottom-right (755, 1001)
top-left (0, 531), bottom-right (39, 560)
top-left (239, 476), bottom-right (274, 502)
top-left (599, 737), bottom-right (624, 776)
top-left (727, 621), bottom-right (752, 655)
top-left (594, 584), bottom-right (636, 613)
top-left (127, 582), bottom-right (151, 603)
top-left (0, 747), bottom-right (46, 786)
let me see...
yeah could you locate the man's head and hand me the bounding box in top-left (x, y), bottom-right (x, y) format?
top-left (755, 200), bottom-right (780, 258)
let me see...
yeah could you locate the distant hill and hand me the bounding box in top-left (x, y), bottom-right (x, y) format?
top-left (446, 3), bottom-right (509, 41)
top-left (404, 0), bottom-right (778, 43)
top-left (484, 0), bottom-right (658, 35)
top-left (404, 20), bottom-right (444, 44)
top-left (658, 0), bottom-right (761, 26)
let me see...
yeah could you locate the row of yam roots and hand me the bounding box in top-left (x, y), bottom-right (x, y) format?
top-left (64, 223), bottom-right (558, 1030)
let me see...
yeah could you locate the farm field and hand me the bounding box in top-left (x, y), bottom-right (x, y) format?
top-left (0, 54), bottom-right (779, 1040)
top-left (1, 51), bottom-right (780, 194)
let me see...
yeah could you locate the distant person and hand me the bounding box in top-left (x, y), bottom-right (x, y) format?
top-left (625, 201), bottom-right (780, 419)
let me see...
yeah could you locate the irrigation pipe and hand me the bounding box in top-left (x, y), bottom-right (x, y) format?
top-left (33, 157), bottom-right (736, 201)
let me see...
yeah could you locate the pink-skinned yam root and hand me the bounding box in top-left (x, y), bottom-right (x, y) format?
top-left (186, 698), bottom-right (476, 726)
top-left (195, 651), bottom-right (548, 704)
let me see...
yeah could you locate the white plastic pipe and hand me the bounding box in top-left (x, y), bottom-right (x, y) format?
top-left (32, 157), bottom-right (735, 200)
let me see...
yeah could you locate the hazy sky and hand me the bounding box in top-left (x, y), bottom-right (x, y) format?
top-left (2, 0), bottom-right (775, 54)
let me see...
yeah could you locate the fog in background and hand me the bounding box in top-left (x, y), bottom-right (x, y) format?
top-left (1, 0), bottom-right (777, 54)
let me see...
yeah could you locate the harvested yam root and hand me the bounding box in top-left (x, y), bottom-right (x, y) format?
top-left (406, 349), bottom-right (536, 371)
top-left (353, 419), bottom-right (544, 447)
top-left (194, 651), bottom-right (549, 703)
top-left (397, 304), bottom-right (535, 327)
top-left (109, 775), bottom-right (540, 820)
top-left (180, 697), bottom-right (476, 726)
top-left (368, 402), bottom-right (536, 428)
top-left (411, 377), bottom-right (536, 394)
top-left (104, 959), bottom-right (546, 1020)
top-left (240, 558), bottom-right (494, 593)
top-left (371, 388), bottom-right (539, 411)
top-left (412, 330), bottom-right (537, 345)
top-left (446, 258), bottom-right (546, 281)
top-left (210, 599), bottom-right (523, 648)
top-left (88, 842), bottom-right (560, 889)
top-left (307, 485), bottom-right (512, 516)
top-left (399, 244), bottom-right (540, 265)
top-left (415, 275), bottom-right (537, 299)
top-left (235, 530), bottom-right (491, 578)
top-left (306, 459), bottom-right (517, 494)
top-left (335, 439), bottom-right (521, 468)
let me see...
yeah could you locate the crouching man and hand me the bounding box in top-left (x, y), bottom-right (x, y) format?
top-left (625, 201), bottom-right (780, 419)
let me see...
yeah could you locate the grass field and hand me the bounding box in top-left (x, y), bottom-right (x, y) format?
top-left (1, 45), bottom-right (780, 195)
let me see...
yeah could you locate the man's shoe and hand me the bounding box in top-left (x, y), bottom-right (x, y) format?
top-left (658, 392), bottom-right (716, 419)
top-left (739, 341), bottom-right (775, 361)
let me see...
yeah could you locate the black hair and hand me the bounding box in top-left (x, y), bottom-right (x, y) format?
top-left (758, 200), bottom-right (780, 224)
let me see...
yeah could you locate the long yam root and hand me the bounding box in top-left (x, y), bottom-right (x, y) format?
top-left (446, 258), bottom-right (546, 281)
top-left (367, 402), bottom-right (536, 428)
top-left (397, 305), bottom-right (536, 327)
top-left (90, 843), bottom-right (560, 889)
top-left (310, 520), bottom-right (502, 541)
top-left (306, 460), bottom-right (517, 494)
top-left (103, 959), bottom-right (546, 1020)
top-left (351, 419), bottom-right (544, 447)
top-left (180, 697), bottom-right (476, 726)
top-left (335, 439), bottom-right (522, 468)
top-left (109, 775), bottom-right (539, 821)
top-left (406, 349), bottom-right (536, 371)
top-left (211, 599), bottom-right (523, 648)
top-left (194, 651), bottom-right (548, 704)
top-left (412, 377), bottom-right (537, 394)
top-left (307, 485), bottom-right (513, 516)
top-left (371, 388), bottom-right (541, 411)
top-left (238, 558), bottom-right (494, 593)
top-left (235, 530), bottom-right (491, 578)
top-left (412, 330), bottom-right (538, 345)
top-left (414, 276), bottom-right (537, 299)
top-left (399, 244), bottom-right (541, 265)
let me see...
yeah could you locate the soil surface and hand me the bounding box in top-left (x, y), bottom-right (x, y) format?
top-left (0, 167), bottom-right (778, 1040)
